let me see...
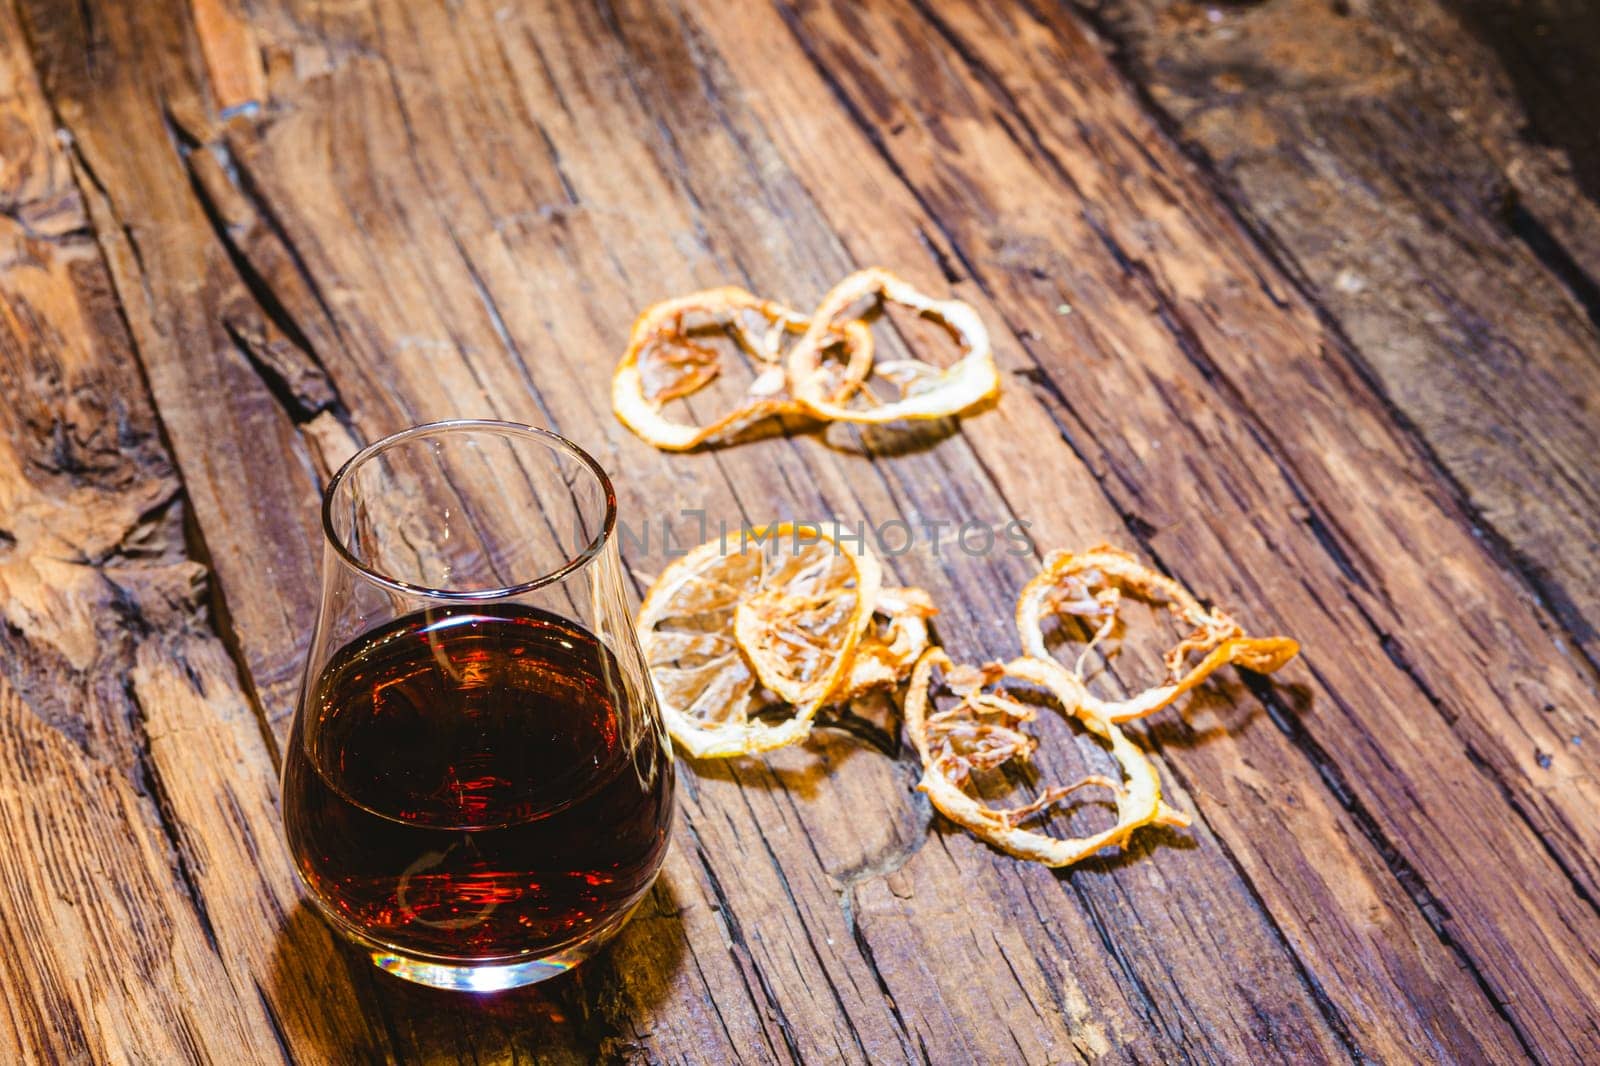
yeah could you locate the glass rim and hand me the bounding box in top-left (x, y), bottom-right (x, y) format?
top-left (320, 419), bottom-right (618, 600)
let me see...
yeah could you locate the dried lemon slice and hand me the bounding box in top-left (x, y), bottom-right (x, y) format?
top-left (786, 267), bottom-right (1000, 424)
top-left (833, 586), bottom-right (937, 700)
top-left (1016, 546), bottom-right (1299, 723)
top-left (639, 522), bottom-right (881, 757)
top-left (905, 649), bottom-right (1189, 867)
top-left (612, 287), bottom-right (872, 451)
top-left (732, 527), bottom-right (883, 708)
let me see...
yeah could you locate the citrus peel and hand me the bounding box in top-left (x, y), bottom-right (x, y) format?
top-left (732, 528), bottom-right (883, 709)
top-left (1016, 545), bottom-right (1298, 723)
top-left (786, 267), bottom-right (1000, 424)
top-left (611, 287), bottom-right (873, 451)
top-left (905, 649), bottom-right (1189, 867)
top-left (638, 522), bottom-right (880, 757)
top-left (636, 526), bottom-right (1293, 873)
top-left (834, 586), bottom-right (937, 700)
top-left (613, 269), bottom-right (998, 450)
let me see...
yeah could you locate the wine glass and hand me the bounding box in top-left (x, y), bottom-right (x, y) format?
top-left (280, 420), bottom-right (673, 992)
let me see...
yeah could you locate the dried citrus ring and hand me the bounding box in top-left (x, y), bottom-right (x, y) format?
top-left (635, 539), bottom-right (769, 758)
top-left (832, 586), bottom-right (937, 700)
top-left (612, 287), bottom-right (873, 451)
top-left (732, 525), bottom-right (882, 707)
top-left (905, 649), bottom-right (1189, 867)
top-left (786, 267), bottom-right (1000, 424)
top-left (1015, 546), bottom-right (1299, 723)
top-left (639, 522), bottom-right (880, 757)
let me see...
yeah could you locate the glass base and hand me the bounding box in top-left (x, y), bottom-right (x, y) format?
top-left (370, 937), bottom-right (603, 992)
top-left (304, 887), bottom-right (650, 992)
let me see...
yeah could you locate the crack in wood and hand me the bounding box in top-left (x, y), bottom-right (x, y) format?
top-left (445, 229), bottom-right (562, 429)
top-left (733, 772), bottom-right (890, 1062)
top-left (180, 143), bottom-right (346, 422)
top-left (1242, 670), bottom-right (1546, 1062)
top-left (1507, 199), bottom-right (1600, 335)
top-left (65, 139), bottom-right (296, 775)
top-left (220, 315), bottom-right (337, 423)
top-left (1066, 0), bottom-right (1600, 686)
top-left (14, 0), bottom-right (1598, 1058)
top-left (754, 2), bottom-right (1594, 1059)
top-left (121, 678), bottom-right (221, 958)
top-left (679, 816), bottom-right (802, 1064)
top-left (1023, 240), bottom-right (1539, 1060)
top-left (252, 979), bottom-right (297, 1066)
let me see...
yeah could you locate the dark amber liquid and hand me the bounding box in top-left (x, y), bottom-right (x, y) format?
top-left (282, 605), bottom-right (672, 963)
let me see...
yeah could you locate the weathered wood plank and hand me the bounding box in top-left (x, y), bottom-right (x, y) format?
top-left (13, 2), bottom-right (616, 1063)
top-left (29, 0), bottom-right (1376, 1060)
top-left (682, 0), bottom-right (1600, 1057)
top-left (1326, 0), bottom-right (1600, 325)
top-left (11, 0), bottom-right (1600, 1062)
top-left (206, 2), bottom-right (1478, 1056)
top-left (0, 4), bottom-right (386, 1060)
top-left (208, 0), bottom-right (1354, 1058)
top-left (1077, 0), bottom-right (1600, 677)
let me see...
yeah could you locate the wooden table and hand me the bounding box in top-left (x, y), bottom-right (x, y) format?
top-left (3, 0), bottom-right (1597, 1061)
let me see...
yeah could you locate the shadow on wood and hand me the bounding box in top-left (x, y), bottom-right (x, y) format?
top-left (268, 875), bottom-right (690, 1061)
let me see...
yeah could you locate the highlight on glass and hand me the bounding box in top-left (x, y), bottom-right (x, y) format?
top-left (280, 420), bottom-right (674, 991)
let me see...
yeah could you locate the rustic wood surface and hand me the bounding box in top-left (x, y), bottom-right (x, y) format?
top-left (1, 0), bottom-right (1597, 1062)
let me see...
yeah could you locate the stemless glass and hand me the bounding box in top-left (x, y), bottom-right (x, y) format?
top-left (280, 420), bottom-right (673, 992)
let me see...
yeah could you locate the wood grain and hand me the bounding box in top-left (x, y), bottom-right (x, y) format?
top-left (1081, 0), bottom-right (1600, 674)
top-left (0, 4), bottom-right (381, 1060)
top-left (3, 0), bottom-right (1598, 1061)
top-left (687, 0), bottom-right (1600, 1054)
